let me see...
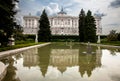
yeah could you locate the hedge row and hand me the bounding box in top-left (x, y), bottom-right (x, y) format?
top-left (51, 35), bottom-right (79, 42)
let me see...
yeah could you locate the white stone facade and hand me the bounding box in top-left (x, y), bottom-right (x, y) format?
top-left (23, 9), bottom-right (79, 35)
top-left (23, 15), bottom-right (39, 34)
top-left (49, 16), bottom-right (79, 35)
top-left (23, 9), bottom-right (100, 36)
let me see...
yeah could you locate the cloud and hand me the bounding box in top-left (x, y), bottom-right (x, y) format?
top-left (35, 2), bottom-right (60, 16)
top-left (45, 6), bottom-right (53, 15)
top-left (36, 11), bottom-right (41, 16)
top-left (14, 2), bottom-right (20, 11)
top-left (17, 0), bottom-right (120, 34)
top-left (110, 0), bottom-right (120, 8)
top-left (26, 0), bottom-right (35, 1)
top-left (44, 2), bottom-right (60, 15)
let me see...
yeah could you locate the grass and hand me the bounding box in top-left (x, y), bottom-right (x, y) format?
top-left (0, 41), bottom-right (44, 52)
top-left (0, 38), bottom-right (119, 52)
top-left (101, 41), bottom-right (120, 46)
top-left (101, 39), bottom-right (120, 46)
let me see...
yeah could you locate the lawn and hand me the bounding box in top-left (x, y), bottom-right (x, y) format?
top-left (0, 41), bottom-right (44, 52)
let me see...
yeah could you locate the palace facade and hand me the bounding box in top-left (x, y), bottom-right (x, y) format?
top-left (23, 8), bottom-right (79, 35)
top-left (23, 9), bottom-right (100, 35)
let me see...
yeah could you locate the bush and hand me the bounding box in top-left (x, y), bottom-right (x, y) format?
top-left (100, 35), bottom-right (107, 39)
top-left (20, 34), bottom-right (35, 41)
top-left (51, 35), bottom-right (79, 42)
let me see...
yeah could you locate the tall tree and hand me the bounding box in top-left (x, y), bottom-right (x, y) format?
top-left (85, 10), bottom-right (96, 42)
top-left (0, 0), bottom-right (18, 46)
top-left (79, 9), bottom-right (86, 42)
top-left (38, 9), bottom-right (51, 42)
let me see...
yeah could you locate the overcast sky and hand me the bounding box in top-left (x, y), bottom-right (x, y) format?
top-left (16, 0), bottom-right (120, 35)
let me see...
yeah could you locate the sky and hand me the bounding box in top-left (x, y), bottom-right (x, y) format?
top-left (16, 0), bottom-right (120, 35)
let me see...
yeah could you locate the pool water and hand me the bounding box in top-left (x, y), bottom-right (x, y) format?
top-left (1, 42), bottom-right (120, 81)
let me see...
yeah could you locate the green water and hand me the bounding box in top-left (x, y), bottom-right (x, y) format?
top-left (1, 42), bottom-right (120, 81)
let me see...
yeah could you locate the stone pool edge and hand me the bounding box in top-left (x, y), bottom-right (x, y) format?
top-left (81, 43), bottom-right (120, 48)
top-left (0, 62), bottom-right (7, 81)
top-left (0, 42), bottom-right (51, 81)
top-left (0, 42), bottom-right (51, 58)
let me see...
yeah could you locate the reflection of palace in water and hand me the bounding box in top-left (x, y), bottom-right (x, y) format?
top-left (50, 49), bottom-right (79, 73)
top-left (22, 44), bottom-right (102, 77)
top-left (49, 46), bottom-right (102, 77)
top-left (22, 48), bottom-right (39, 68)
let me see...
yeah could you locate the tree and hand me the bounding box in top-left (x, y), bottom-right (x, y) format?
top-left (79, 9), bottom-right (86, 42)
top-left (0, 0), bottom-right (19, 46)
top-left (38, 9), bottom-right (51, 42)
top-left (117, 33), bottom-right (120, 41)
top-left (107, 30), bottom-right (118, 41)
top-left (13, 24), bottom-right (24, 41)
top-left (85, 10), bottom-right (96, 42)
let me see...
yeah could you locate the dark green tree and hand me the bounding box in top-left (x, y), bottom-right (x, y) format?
top-left (0, 0), bottom-right (19, 46)
top-left (85, 10), bottom-right (96, 42)
top-left (107, 30), bottom-right (118, 41)
top-left (117, 33), bottom-right (120, 41)
top-left (38, 9), bottom-right (51, 42)
top-left (13, 24), bottom-right (24, 41)
top-left (79, 9), bottom-right (86, 42)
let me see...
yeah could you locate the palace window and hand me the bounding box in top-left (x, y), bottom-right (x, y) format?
top-left (68, 19), bottom-right (70, 25)
top-left (25, 22), bottom-right (27, 27)
top-left (32, 20), bottom-right (34, 27)
top-left (54, 21), bottom-right (57, 25)
top-left (58, 21), bottom-right (59, 25)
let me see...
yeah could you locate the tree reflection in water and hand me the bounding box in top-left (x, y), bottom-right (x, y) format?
top-left (38, 45), bottom-right (51, 77)
top-left (0, 43), bottom-right (103, 81)
top-left (3, 56), bottom-right (20, 81)
top-left (36, 43), bottom-right (102, 78)
top-left (79, 45), bottom-right (102, 77)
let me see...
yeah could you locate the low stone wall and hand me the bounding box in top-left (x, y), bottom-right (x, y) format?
top-left (81, 43), bottom-right (120, 49)
top-left (0, 62), bottom-right (7, 81)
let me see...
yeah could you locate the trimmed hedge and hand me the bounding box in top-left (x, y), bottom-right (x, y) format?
top-left (51, 35), bottom-right (79, 42)
top-left (100, 35), bottom-right (107, 39)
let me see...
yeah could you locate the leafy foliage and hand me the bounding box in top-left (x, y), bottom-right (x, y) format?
top-left (0, 0), bottom-right (19, 46)
top-left (13, 24), bottom-right (24, 40)
top-left (107, 30), bottom-right (118, 41)
top-left (38, 9), bottom-right (51, 42)
top-left (117, 33), bottom-right (120, 41)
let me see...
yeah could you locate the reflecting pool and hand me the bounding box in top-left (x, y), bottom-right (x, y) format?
top-left (1, 42), bottom-right (120, 81)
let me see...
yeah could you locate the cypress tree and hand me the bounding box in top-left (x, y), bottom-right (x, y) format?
top-left (85, 10), bottom-right (96, 42)
top-left (79, 9), bottom-right (86, 42)
top-left (38, 9), bottom-right (51, 42)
